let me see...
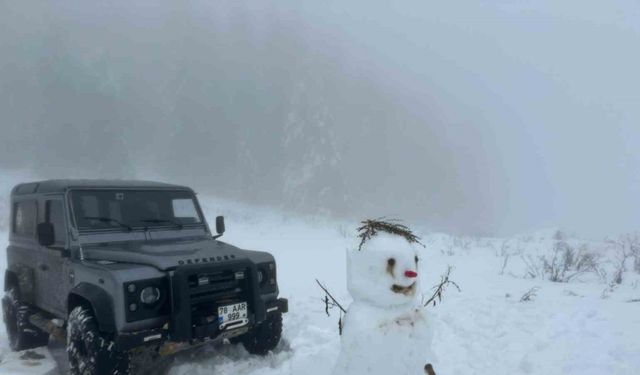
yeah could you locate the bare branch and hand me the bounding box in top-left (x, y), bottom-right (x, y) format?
top-left (316, 279), bottom-right (347, 335)
top-left (423, 266), bottom-right (461, 308)
top-left (316, 279), bottom-right (347, 314)
top-left (500, 254), bottom-right (510, 275)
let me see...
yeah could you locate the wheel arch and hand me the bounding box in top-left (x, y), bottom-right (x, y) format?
top-left (4, 270), bottom-right (18, 291)
top-left (68, 283), bottom-right (116, 333)
top-left (4, 265), bottom-right (36, 303)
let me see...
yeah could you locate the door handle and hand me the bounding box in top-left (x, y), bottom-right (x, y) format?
top-left (39, 264), bottom-right (49, 271)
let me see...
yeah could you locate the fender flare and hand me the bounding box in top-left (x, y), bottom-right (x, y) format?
top-left (4, 270), bottom-right (18, 291)
top-left (5, 265), bottom-right (36, 304)
top-left (68, 283), bottom-right (116, 333)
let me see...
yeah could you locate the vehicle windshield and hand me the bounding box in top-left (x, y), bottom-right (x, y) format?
top-left (70, 189), bottom-right (204, 231)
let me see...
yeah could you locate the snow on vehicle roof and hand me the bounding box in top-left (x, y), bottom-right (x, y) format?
top-left (11, 179), bottom-right (191, 196)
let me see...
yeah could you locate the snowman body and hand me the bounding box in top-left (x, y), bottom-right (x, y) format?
top-left (333, 234), bottom-right (435, 375)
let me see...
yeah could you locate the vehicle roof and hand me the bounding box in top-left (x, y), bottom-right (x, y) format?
top-left (11, 179), bottom-right (193, 196)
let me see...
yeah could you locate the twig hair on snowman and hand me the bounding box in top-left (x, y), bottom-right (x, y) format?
top-left (333, 218), bottom-right (437, 375)
top-left (354, 218), bottom-right (425, 304)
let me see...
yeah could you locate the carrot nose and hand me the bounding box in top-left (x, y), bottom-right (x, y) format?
top-left (404, 270), bottom-right (418, 278)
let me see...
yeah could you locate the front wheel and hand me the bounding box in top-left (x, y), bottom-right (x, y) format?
top-left (67, 306), bottom-right (130, 375)
top-left (239, 312), bottom-right (282, 355)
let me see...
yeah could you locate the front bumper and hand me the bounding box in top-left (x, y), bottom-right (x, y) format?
top-left (267, 298), bottom-right (288, 314)
top-left (115, 327), bottom-right (166, 351)
top-left (115, 297), bottom-right (288, 351)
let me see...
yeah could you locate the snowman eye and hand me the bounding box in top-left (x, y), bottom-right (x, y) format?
top-left (386, 258), bottom-right (396, 277)
top-left (387, 258), bottom-right (396, 266)
top-left (415, 255), bottom-right (419, 264)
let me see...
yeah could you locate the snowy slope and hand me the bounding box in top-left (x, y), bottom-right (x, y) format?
top-left (168, 200), bottom-right (640, 375)
top-left (0, 175), bottom-right (639, 374)
top-left (164, 213), bottom-right (640, 375)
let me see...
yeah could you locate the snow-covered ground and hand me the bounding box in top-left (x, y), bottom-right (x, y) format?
top-left (166, 210), bottom-right (640, 375)
top-left (1, 174), bottom-right (639, 374)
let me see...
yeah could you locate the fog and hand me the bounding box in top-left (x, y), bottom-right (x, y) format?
top-left (1, 1), bottom-right (639, 237)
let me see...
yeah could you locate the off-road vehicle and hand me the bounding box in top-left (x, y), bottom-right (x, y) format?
top-left (2, 180), bottom-right (288, 374)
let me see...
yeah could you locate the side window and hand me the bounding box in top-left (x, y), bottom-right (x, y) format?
top-left (13, 200), bottom-right (37, 237)
top-left (45, 200), bottom-right (67, 246)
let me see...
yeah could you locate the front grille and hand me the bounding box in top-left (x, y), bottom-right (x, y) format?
top-left (170, 260), bottom-right (265, 342)
top-left (188, 271), bottom-right (242, 301)
top-left (188, 269), bottom-right (248, 331)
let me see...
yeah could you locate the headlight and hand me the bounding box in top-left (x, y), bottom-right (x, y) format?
top-left (257, 262), bottom-right (276, 289)
top-left (140, 286), bottom-right (161, 305)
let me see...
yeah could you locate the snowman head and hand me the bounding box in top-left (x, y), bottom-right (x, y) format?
top-left (347, 232), bottom-right (422, 308)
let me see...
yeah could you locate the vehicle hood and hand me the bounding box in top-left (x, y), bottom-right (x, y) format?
top-left (82, 237), bottom-right (273, 271)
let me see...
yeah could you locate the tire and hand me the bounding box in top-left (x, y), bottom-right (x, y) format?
top-left (239, 312), bottom-right (283, 355)
top-left (67, 306), bottom-right (130, 375)
top-left (2, 287), bottom-right (49, 351)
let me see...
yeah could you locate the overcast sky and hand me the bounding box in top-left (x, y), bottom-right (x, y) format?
top-left (1, 1), bottom-right (639, 238)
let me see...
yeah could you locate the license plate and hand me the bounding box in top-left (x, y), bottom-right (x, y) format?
top-left (218, 302), bottom-right (248, 325)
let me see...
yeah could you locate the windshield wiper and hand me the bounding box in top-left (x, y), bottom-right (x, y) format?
top-left (83, 216), bottom-right (133, 231)
top-left (140, 219), bottom-right (184, 230)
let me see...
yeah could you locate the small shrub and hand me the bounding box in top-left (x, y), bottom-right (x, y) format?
top-left (613, 264), bottom-right (624, 285)
top-left (441, 243), bottom-right (455, 256)
top-left (607, 233), bottom-right (640, 284)
top-left (497, 240), bottom-right (510, 257)
top-left (523, 254), bottom-right (545, 279)
top-left (452, 236), bottom-right (471, 250)
top-left (499, 254), bottom-right (510, 275)
top-left (542, 242), bottom-right (600, 283)
top-left (524, 236), bottom-right (601, 283)
top-left (601, 281), bottom-right (617, 299)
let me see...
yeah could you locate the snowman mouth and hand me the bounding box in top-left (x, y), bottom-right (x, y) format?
top-left (391, 282), bottom-right (416, 296)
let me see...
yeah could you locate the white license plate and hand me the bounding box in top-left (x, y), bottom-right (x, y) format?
top-left (218, 302), bottom-right (248, 325)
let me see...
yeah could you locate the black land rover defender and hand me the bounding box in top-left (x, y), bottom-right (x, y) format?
top-left (2, 180), bottom-right (288, 374)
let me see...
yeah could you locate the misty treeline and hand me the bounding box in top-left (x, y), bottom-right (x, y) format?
top-left (2, 1), bottom-right (639, 236)
top-left (0, 2), bottom-right (481, 230)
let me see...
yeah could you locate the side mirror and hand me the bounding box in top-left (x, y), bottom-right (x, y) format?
top-left (37, 222), bottom-right (55, 247)
top-left (215, 216), bottom-right (226, 236)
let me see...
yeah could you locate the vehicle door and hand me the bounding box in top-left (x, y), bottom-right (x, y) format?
top-left (35, 196), bottom-right (73, 317)
top-left (8, 198), bottom-right (39, 304)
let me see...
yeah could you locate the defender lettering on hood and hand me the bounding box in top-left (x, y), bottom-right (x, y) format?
top-left (178, 254), bottom-right (236, 266)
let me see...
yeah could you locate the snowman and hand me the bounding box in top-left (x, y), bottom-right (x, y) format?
top-left (333, 220), bottom-right (437, 375)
